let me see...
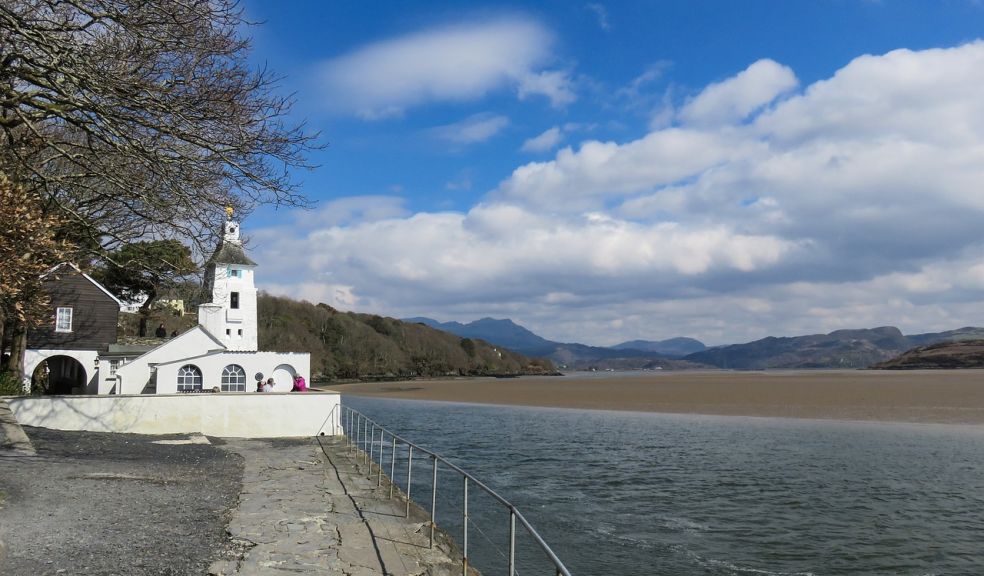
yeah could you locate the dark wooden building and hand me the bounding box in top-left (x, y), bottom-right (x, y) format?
top-left (27, 263), bottom-right (121, 351)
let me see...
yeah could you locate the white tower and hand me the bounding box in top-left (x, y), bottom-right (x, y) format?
top-left (198, 211), bottom-right (258, 351)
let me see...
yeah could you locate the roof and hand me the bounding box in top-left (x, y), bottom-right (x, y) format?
top-left (208, 242), bottom-right (256, 266)
top-left (42, 262), bottom-right (124, 307)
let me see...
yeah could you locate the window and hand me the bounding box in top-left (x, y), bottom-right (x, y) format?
top-left (230, 292), bottom-right (240, 309)
top-left (109, 360), bottom-right (119, 376)
top-left (228, 267), bottom-right (241, 278)
top-left (176, 365), bottom-right (202, 391)
top-left (226, 329), bottom-right (230, 336)
top-left (55, 307), bottom-right (73, 332)
top-left (221, 364), bottom-right (247, 392)
top-left (237, 329), bottom-right (242, 336)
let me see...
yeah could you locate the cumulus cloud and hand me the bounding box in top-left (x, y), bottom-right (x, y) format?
top-left (430, 113), bottom-right (510, 144)
top-left (678, 59), bottom-right (798, 126)
top-left (255, 42), bottom-right (984, 345)
top-left (316, 18), bottom-right (573, 118)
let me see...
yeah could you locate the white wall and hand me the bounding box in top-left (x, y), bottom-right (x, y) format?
top-left (114, 327), bottom-right (223, 394)
top-left (153, 351), bottom-right (310, 394)
top-left (8, 392), bottom-right (342, 438)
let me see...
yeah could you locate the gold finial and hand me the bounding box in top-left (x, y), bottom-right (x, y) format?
top-left (225, 206), bottom-right (234, 219)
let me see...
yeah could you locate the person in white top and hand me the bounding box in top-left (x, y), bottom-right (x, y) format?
top-left (262, 378), bottom-right (275, 392)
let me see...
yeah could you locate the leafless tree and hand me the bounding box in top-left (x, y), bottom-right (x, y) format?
top-left (0, 0), bottom-right (319, 381)
top-left (0, 0), bottom-right (318, 252)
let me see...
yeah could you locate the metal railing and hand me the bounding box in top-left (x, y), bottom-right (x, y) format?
top-left (331, 404), bottom-right (572, 576)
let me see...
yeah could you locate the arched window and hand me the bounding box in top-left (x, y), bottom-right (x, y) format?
top-left (176, 365), bottom-right (202, 391)
top-left (221, 364), bottom-right (246, 392)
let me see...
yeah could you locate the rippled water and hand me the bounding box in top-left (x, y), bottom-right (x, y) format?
top-left (342, 396), bottom-right (984, 576)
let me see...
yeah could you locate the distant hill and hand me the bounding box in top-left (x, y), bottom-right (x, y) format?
top-left (611, 337), bottom-right (706, 357)
top-left (872, 339), bottom-right (984, 369)
top-left (405, 317), bottom-right (705, 370)
top-left (684, 326), bottom-right (984, 370)
top-left (405, 316), bottom-right (555, 355)
top-left (258, 296), bottom-right (554, 381)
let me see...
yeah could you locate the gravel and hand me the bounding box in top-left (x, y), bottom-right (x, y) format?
top-left (0, 427), bottom-right (244, 576)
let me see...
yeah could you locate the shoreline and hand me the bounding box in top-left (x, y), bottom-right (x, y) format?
top-left (330, 369), bottom-right (984, 425)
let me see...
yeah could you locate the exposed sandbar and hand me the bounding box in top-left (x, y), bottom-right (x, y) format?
top-left (332, 370), bottom-right (984, 424)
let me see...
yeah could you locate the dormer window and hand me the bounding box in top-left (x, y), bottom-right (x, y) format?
top-left (55, 307), bottom-right (73, 332)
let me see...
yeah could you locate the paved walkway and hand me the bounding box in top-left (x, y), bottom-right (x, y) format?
top-left (1, 397), bottom-right (466, 575)
top-left (211, 437), bottom-right (467, 576)
top-left (0, 399), bottom-right (35, 455)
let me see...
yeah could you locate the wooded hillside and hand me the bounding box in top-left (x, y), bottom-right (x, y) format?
top-left (255, 294), bottom-right (555, 381)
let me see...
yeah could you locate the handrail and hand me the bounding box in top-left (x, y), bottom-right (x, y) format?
top-left (338, 405), bottom-right (573, 576)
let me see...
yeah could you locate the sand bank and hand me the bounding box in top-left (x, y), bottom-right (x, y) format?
top-left (333, 370), bottom-right (984, 424)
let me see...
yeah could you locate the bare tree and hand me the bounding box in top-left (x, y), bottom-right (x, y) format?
top-left (0, 0), bottom-right (319, 380)
top-left (0, 174), bottom-right (71, 379)
top-left (0, 0), bottom-right (317, 252)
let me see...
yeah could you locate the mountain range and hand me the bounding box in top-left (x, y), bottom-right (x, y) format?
top-left (404, 317), bottom-right (984, 370)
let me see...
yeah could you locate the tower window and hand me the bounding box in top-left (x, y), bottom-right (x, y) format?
top-left (237, 329), bottom-right (242, 336)
top-left (228, 267), bottom-right (241, 278)
top-left (230, 292), bottom-right (240, 309)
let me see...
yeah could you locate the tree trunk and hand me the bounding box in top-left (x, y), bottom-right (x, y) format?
top-left (0, 319), bottom-right (11, 370)
top-left (138, 289), bottom-right (158, 337)
top-left (3, 320), bottom-right (27, 383)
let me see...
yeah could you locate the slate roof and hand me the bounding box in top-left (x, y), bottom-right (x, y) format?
top-left (208, 241), bottom-right (256, 266)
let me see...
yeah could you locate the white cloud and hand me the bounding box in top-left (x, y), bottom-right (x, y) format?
top-left (516, 70), bottom-right (576, 107)
top-left (316, 18), bottom-right (572, 118)
top-left (586, 3), bottom-right (611, 31)
top-left (678, 59), bottom-right (798, 126)
top-left (256, 42), bottom-right (984, 345)
top-left (431, 113), bottom-right (510, 144)
top-left (521, 126), bottom-right (564, 153)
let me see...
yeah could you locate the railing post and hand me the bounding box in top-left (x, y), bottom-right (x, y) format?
top-left (508, 508), bottom-right (516, 576)
top-left (405, 445), bottom-right (414, 518)
top-left (378, 433), bottom-right (385, 487)
top-left (389, 436), bottom-right (398, 499)
top-left (430, 455), bottom-right (438, 549)
top-left (363, 418), bottom-right (369, 465)
top-left (367, 424), bottom-right (376, 478)
top-left (352, 414), bottom-right (362, 456)
top-left (462, 477), bottom-right (469, 576)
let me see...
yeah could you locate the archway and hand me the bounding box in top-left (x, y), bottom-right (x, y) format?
top-left (271, 364), bottom-right (297, 390)
top-left (32, 355), bottom-right (87, 395)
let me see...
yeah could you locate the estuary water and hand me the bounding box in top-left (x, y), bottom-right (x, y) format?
top-left (342, 395), bottom-right (984, 576)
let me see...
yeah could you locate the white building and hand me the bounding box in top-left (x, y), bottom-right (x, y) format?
top-left (24, 213), bottom-right (310, 395)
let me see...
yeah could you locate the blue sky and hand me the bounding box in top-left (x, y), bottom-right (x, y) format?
top-left (239, 1), bottom-right (984, 346)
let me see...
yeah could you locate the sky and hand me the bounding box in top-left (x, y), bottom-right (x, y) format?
top-left (238, 0), bottom-right (984, 346)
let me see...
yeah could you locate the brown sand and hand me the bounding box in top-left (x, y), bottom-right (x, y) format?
top-left (331, 370), bottom-right (984, 424)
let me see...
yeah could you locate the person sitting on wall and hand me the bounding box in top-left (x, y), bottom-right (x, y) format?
top-left (256, 379), bottom-right (264, 393)
top-left (291, 374), bottom-right (307, 392)
top-left (155, 322), bottom-right (167, 338)
top-left (262, 378), bottom-right (275, 392)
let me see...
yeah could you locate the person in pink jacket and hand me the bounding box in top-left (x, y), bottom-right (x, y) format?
top-left (291, 374), bottom-right (307, 392)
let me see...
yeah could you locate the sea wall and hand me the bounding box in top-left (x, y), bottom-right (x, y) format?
top-left (8, 391), bottom-right (341, 438)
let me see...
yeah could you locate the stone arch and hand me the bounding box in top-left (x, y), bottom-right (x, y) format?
top-left (23, 350), bottom-right (97, 395)
top-left (30, 355), bottom-right (87, 395)
top-left (271, 364), bottom-right (297, 390)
